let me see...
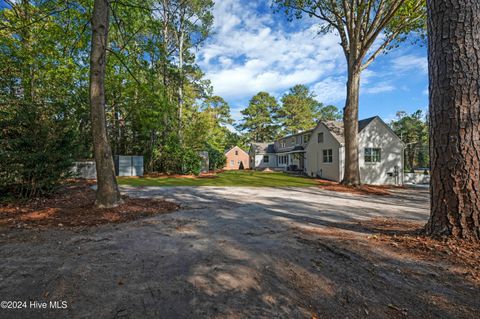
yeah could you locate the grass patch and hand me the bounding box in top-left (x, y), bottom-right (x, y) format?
top-left (117, 170), bottom-right (319, 187)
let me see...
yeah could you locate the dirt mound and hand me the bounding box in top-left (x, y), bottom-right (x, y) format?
top-left (0, 180), bottom-right (178, 229)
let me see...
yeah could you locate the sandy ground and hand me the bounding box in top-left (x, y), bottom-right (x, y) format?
top-left (0, 186), bottom-right (478, 318)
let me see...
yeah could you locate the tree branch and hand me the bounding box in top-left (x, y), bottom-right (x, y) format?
top-left (106, 48), bottom-right (142, 85)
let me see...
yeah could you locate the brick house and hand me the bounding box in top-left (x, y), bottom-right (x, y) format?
top-left (224, 146), bottom-right (250, 170)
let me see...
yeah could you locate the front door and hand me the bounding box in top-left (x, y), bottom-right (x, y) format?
top-left (298, 154), bottom-right (305, 170)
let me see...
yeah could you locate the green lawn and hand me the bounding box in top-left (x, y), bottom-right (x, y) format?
top-left (117, 170), bottom-right (319, 187)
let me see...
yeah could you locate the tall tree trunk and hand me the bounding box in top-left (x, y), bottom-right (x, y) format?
top-left (178, 28), bottom-right (184, 145)
top-left (20, 0), bottom-right (35, 103)
top-left (342, 66), bottom-right (361, 186)
top-left (426, 0), bottom-right (480, 241)
top-left (90, 0), bottom-right (121, 208)
top-left (407, 146), bottom-right (416, 173)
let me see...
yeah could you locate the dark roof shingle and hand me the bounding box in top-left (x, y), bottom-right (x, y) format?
top-left (323, 116), bottom-right (379, 144)
top-left (251, 142), bottom-right (276, 154)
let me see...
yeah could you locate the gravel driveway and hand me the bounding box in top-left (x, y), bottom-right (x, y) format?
top-left (1, 186), bottom-right (478, 318)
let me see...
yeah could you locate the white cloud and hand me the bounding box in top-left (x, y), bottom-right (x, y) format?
top-left (391, 55), bottom-right (428, 74)
top-left (363, 83), bottom-right (395, 94)
top-left (196, 0), bottom-right (427, 123)
top-left (198, 0), bottom-right (344, 101)
top-left (312, 77), bottom-right (346, 104)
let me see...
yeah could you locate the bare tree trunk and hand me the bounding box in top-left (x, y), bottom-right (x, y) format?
top-left (426, 0), bottom-right (480, 241)
top-left (342, 66), bottom-right (361, 186)
top-left (90, 0), bottom-right (121, 208)
top-left (20, 0), bottom-right (35, 103)
top-left (178, 28), bottom-right (184, 145)
top-left (407, 146), bottom-right (416, 173)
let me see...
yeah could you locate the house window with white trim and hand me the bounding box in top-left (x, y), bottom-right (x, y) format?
top-left (230, 160), bottom-right (234, 167)
top-left (323, 149), bottom-right (333, 163)
top-left (365, 148), bottom-right (381, 163)
top-left (263, 155), bottom-right (269, 163)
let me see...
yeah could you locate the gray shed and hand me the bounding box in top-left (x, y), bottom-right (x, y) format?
top-left (114, 156), bottom-right (144, 177)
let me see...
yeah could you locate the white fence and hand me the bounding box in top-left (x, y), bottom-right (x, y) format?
top-left (404, 173), bottom-right (430, 184)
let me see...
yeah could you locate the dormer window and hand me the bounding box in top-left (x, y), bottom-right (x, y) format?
top-left (318, 132), bottom-right (324, 143)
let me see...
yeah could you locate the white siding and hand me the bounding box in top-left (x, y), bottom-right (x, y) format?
top-left (358, 118), bottom-right (404, 185)
top-left (253, 154), bottom-right (276, 169)
top-left (305, 123), bottom-right (341, 181)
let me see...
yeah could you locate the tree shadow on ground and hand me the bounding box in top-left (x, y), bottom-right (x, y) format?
top-left (0, 186), bottom-right (478, 319)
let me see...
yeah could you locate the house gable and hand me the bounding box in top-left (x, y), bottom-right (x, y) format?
top-left (358, 116), bottom-right (405, 147)
top-left (304, 121), bottom-right (343, 150)
top-left (358, 117), bottom-right (404, 184)
top-left (305, 122), bottom-right (342, 181)
top-left (225, 146), bottom-right (248, 157)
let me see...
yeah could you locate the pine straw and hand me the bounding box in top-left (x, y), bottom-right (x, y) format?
top-left (293, 217), bottom-right (480, 284)
top-left (0, 180), bottom-right (178, 229)
top-left (316, 179), bottom-right (401, 196)
top-left (360, 218), bottom-right (480, 283)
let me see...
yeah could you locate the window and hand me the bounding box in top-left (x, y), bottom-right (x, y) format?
top-left (304, 133), bottom-right (310, 143)
top-left (235, 150), bottom-right (238, 155)
top-left (281, 140), bottom-right (286, 148)
top-left (238, 161), bottom-right (241, 165)
top-left (263, 155), bottom-right (269, 163)
top-left (296, 135), bottom-right (301, 145)
top-left (365, 148), bottom-right (381, 163)
top-left (291, 137), bottom-right (295, 145)
top-left (323, 149), bottom-right (333, 163)
top-left (230, 160), bottom-right (234, 167)
top-left (318, 132), bottom-right (324, 143)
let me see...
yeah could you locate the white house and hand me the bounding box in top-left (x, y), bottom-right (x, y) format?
top-left (249, 116), bottom-right (404, 185)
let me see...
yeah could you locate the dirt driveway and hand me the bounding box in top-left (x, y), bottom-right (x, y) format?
top-left (0, 186), bottom-right (478, 318)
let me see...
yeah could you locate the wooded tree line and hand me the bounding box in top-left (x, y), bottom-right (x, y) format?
top-left (390, 110), bottom-right (429, 171)
top-left (0, 0), bottom-right (241, 198)
top-left (237, 85), bottom-right (342, 143)
top-left (1, 0), bottom-right (478, 240)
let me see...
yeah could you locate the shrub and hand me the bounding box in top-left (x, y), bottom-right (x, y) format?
top-left (0, 102), bottom-right (77, 199)
top-left (206, 145), bottom-right (226, 171)
top-left (181, 148), bottom-right (202, 175)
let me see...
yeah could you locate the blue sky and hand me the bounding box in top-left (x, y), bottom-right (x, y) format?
top-left (197, 0), bottom-right (428, 127)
